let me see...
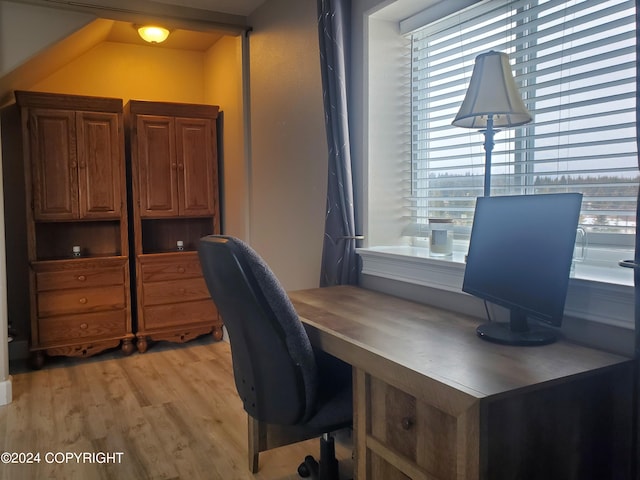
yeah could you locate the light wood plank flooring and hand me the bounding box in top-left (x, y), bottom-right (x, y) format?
top-left (0, 337), bottom-right (352, 480)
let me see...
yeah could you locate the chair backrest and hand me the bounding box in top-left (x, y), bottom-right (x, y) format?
top-left (198, 235), bottom-right (318, 426)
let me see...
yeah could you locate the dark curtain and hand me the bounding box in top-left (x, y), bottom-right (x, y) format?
top-left (317, 0), bottom-right (358, 286)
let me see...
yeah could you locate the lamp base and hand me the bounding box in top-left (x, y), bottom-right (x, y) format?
top-left (476, 322), bottom-right (557, 346)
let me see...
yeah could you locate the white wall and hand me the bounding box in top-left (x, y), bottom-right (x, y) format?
top-left (0, 1), bottom-right (94, 77)
top-left (247, 0), bottom-right (328, 290)
top-left (350, 0), bottom-right (388, 240)
top-left (204, 35), bottom-right (250, 241)
top-left (366, 14), bottom-right (411, 246)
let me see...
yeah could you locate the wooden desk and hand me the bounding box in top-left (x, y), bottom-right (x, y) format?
top-left (287, 285), bottom-right (634, 480)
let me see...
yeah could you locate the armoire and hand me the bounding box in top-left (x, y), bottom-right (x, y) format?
top-left (0, 91), bottom-right (223, 368)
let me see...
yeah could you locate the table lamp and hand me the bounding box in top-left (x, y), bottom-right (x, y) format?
top-left (452, 51), bottom-right (532, 196)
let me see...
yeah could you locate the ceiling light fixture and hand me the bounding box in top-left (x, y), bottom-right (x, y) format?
top-left (137, 25), bottom-right (170, 44)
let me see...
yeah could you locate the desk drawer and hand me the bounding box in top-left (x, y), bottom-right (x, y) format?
top-left (38, 285), bottom-right (126, 317)
top-left (38, 310), bottom-right (127, 344)
top-left (142, 277), bottom-right (210, 306)
top-left (367, 375), bottom-right (457, 480)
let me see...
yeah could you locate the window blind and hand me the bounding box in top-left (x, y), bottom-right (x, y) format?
top-left (409, 0), bottom-right (637, 238)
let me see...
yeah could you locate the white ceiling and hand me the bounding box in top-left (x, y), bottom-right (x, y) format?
top-left (149, 0), bottom-right (267, 16)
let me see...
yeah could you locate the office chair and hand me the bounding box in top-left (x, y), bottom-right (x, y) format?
top-left (198, 235), bottom-right (352, 479)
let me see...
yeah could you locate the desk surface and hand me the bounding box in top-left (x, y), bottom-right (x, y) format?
top-left (289, 285), bottom-right (633, 479)
top-left (289, 285), bottom-right (631, 400)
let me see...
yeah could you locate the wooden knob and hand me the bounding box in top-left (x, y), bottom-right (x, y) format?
top-left (177, 266), bottom-right (185, 273)
top-left (401, 417), bottom-right (414, 430)
top-left (79, 297), bottom-right (88, 304)
top-left (77, 275), bottom-right (86, 282)
top-left (80, 323), bottom-right (88, 329)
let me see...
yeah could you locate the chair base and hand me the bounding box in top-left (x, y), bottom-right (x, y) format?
top-left (297, 433), bottom-right (340, 479)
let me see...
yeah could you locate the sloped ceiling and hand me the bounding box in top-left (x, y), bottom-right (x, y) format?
top-left (0, 0), bottom-right (266, 104)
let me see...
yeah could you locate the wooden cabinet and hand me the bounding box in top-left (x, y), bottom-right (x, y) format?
top-left (1, 91), bottom-right (134, 368)
top-left (125, 100), bottom-right (223, 352)
top-left (29, 108), bottom-right (122, 220)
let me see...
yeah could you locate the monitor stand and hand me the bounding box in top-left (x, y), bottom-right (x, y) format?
top-left (476, 309), bottom-right (557, 346)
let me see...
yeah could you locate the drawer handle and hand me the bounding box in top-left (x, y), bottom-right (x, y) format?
top-left (80, 323), bottom-right (88, 330)
top-left (79, 297), bottom-right (88, 304)
top-left (177, 267), bottom-right (185, 274)
top-left (77, 275), bottom-right (86, 282)
top-left (401, 417), bottom-right (414, 430)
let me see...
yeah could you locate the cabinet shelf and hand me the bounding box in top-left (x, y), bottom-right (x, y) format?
top-left (35, 220), bottom-right (123, 260)
top-left (33, 254), bottom-right (128, 263)
top-left (140, 217), bottom-right (213, 255)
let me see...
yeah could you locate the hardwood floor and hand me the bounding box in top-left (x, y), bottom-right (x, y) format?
top-left (0, 337), bottom-right (353, 480)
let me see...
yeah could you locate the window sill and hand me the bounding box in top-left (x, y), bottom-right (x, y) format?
top-left (357, 245), bottom-right (635, 330)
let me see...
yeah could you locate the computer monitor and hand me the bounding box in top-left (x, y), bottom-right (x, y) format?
top-left (462, 193), bottom-right (583, 346)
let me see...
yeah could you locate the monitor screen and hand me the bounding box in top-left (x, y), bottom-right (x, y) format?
top-left (462, 193), bottom-right (582, 345)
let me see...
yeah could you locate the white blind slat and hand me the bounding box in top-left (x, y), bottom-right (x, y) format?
top-left (409, 0), bottom-right (638, 235)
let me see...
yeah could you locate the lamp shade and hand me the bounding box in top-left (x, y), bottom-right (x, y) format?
top-left (452, 51), bottom-right (532, 129)
top-left (137, 26), bottom-right (170, 44)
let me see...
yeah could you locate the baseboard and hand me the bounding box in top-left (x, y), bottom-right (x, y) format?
top-left (0, 376), bottom-right (12, 405)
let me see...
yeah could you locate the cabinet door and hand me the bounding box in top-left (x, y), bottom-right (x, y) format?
top-left (29, 109), bottom-right (79, 220)
top-left (76, 111), bottom-right (122, 218)
top-left (175, 117), bottom-right (217, 216)
top-left (136, 115), bottom-right (178, 217)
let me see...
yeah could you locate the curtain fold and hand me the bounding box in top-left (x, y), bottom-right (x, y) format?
top-left (317, 0), bottom-right (358, 286)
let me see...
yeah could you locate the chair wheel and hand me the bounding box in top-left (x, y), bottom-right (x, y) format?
top-left (298, 455), bottom-right (318, 478)
top-left (297, 462), bottom-right (310, 477)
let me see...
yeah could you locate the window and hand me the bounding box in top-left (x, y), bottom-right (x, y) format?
top-left (359, 0), bottom-right (636, 332)
top-left (410, 0), bottom-right (637, 245)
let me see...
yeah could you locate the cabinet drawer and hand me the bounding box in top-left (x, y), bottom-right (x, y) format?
top-left (142, 277), bottom-right (210, 306)
top-left (36, 266), bottom-right (124, 292)
top-left (38, 309), bottom-right (127, 344)
top-left (141, 258), bottom-right (203, 282)
top-left (142, 299), bottom-right (218, 330)
top-left (38, 285), bottom-right (126, 317)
